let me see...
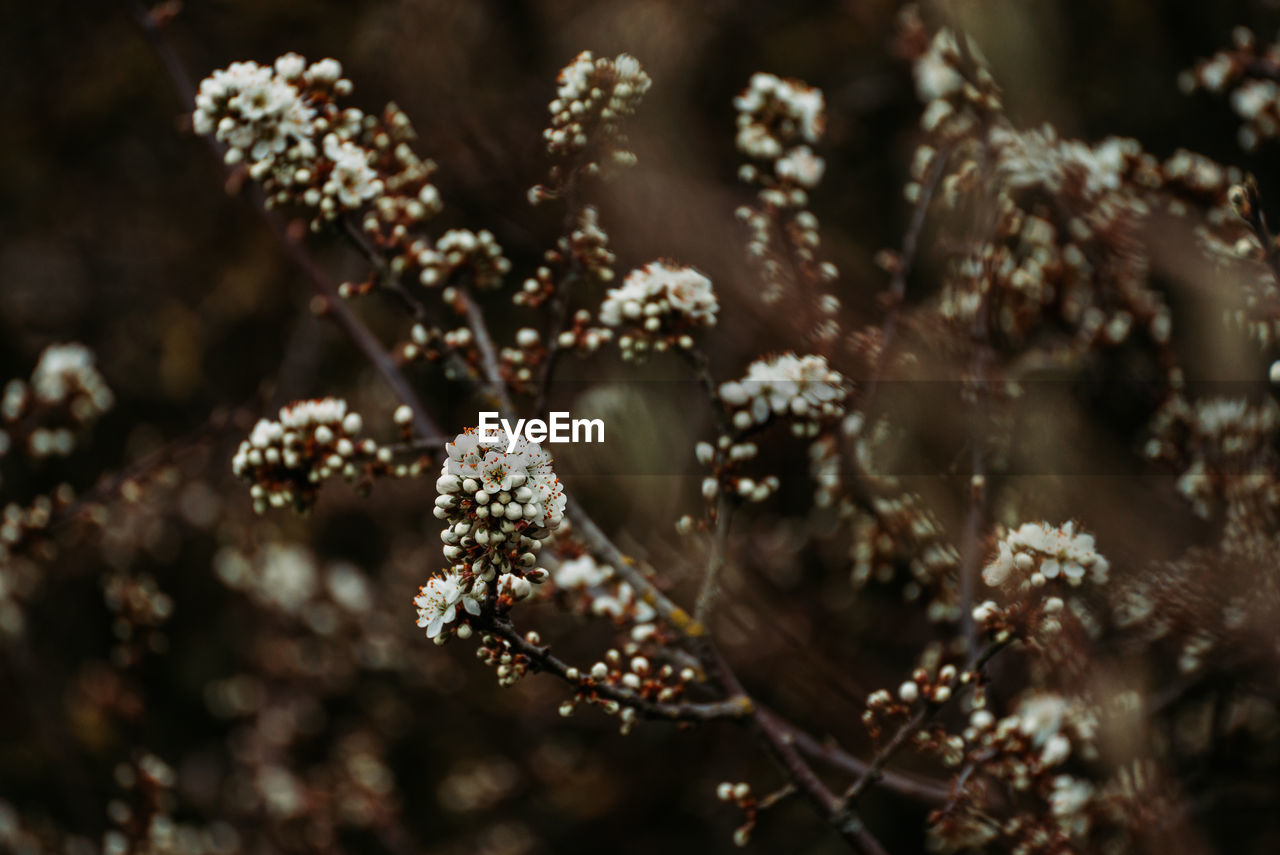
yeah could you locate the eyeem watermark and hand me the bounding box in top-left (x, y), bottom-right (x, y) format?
top-left (478, 411), bottom-right (604, 452)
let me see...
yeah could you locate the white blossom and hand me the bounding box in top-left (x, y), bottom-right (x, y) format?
top-left (599, 262), bottom-right (718, 336)
top-left (193, 59), bottom-right (317, 163)
top-left (983, 521), bottom-right (1109, 588)
top-left (775, 145), bottom-right (826, 188)
top-left (414, 572), bottom-right (482, 638)
top-left (543, 51), bottom-right (651, 162)
top-left (734, 72), bottom-right (825, 160)
top-left (553, 554), bottom-right (611, 589)
top-left (232, 397), bottom-right (384, 514)
top-left (719, 353), bottom-right (847, 429)
top-left (323, 135), bottom-right (382, 208)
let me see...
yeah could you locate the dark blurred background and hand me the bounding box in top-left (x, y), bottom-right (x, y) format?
top-left (3, 1), bottom-right (1280, 853)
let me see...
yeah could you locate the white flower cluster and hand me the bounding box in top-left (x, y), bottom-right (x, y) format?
top-left (1, 343), bottom-right (114, 461)
top-left (543, 51), bottom-right (651, 165)
top-left (982, 521), bottom-right (1110, 589)
top-left (193, 54), bottom-right (391, 222)
top-left (989, 124), bottom-right (1138, 203)
top-left (598, 262), bottom-right (718, 358)
top-left (419, 429), bottom-right (566, 641)
top-left (29, 343), bottom-right (114, 418)
top-left (193, 56), bottom-right (321, 163)
top-left (232, 398), bottom-right (385, 514)
top-left (732, 74), bottom-right (838, 306)
top-left (719, 353), bottom-right (848, 434)
top-left (1010, 693), bottom-right (1083, 768)
top-left (734, 72), bottom-right (825, 161)
top-left (417, 229), bottom-right (511, 290)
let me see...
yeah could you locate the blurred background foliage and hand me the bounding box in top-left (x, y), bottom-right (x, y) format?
top-left (3, 1), bottom-right (1280, 853)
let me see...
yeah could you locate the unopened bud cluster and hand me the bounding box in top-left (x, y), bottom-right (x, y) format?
top-left (864, 663), bottom-right (971, 740)
top-left (515, 205), bottom-right (616, 309)
top-left (560, 645), bottom-right (696, 734)
top-left (415, 229), bottom-right (510, 290)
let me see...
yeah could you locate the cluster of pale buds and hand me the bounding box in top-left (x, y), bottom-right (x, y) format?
top-left (971, 594), bottom-right (1067, 646)
top-left (732, 73), bottom-right (839, 304)
top-left (28, 343), bottom-right (114, 419)
top-left (500, 328), bottom-right (544, 390)
top-left (537, 51), bottom-right (651, 172)
top-left (0, 487), bottom-right (74, 572)
top-left (715, 780), bottom-right (762, 847)
top-left (1146, 396), bottom-right (1280, 520)
top-left (515, 206), bottom-right (616, 309)
top-left (416, 229), bottom-right (510, 290)
top-left (550, 553), bottom-right (658, 624)
top-left (559, 647), bottom-right (697, 734)
top-left (719, 353), bottom-right (848, 436)
top-left (864, 663), bottom-right (974, 739)
top-left (231, 398), bottom-right (390, 514)
top-left (550, 310), bottom-right (614, 354)
top-left (929, 693), bottom-right (1102, 848)
top-left (1180, 27), bottom-right (1280, 151)
top-left (903, 16), bottom-right (1001, 139)
top-left (693, 437), bottom-right (780, 506)
top-left (475, 630), bottom-right (536, 687)
top-left (964, 691), bottom-right (1097, 779)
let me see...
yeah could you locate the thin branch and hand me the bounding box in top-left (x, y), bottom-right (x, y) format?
top-left (480, 615), bottom-right (751, 722)
top-left (861, 141), bottom-right (951, 411)
top-left (780, 713), bottom-right (951, 804)
top-left (457, 288), bottom-right (517, 414)
top-left (694, 495), bottom-right (732, 625)
top-left (709, 652), bottom-right (888, 855)
top-left (835, 638), bottom-right (1010, 817)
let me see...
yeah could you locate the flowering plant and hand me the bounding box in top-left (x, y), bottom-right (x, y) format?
top-left (5, 2), bottom-right (1280, 854)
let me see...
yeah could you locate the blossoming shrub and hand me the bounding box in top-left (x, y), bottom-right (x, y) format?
top-left (6, 3), bottom-right (1280, 854)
